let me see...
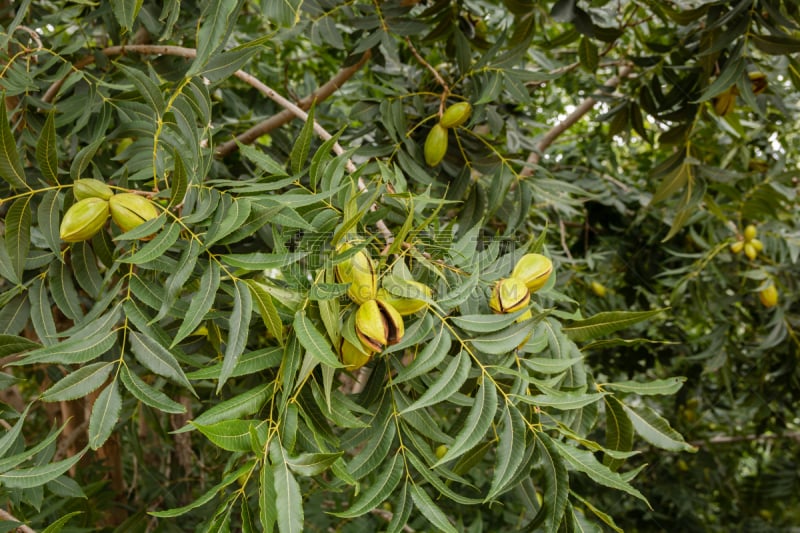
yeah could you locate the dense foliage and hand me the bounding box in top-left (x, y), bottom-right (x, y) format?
top-left (0, 0), bottom-right (798, 531)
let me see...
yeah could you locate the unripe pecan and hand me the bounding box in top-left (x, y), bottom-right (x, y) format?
top-left (59, 197), bottom-right (109, 242)
top-left (334, 243), bottom-right (377, 304)
top-left (439, 101), bottom-right (472, 129)
top-left (424, 123), bottom-right (448, 167)
top-left (355, 299), bottom-right (405, 352)
top-left (511, 253), bottom-right (553, 293)
top-left (489, 277), bottom-right (530, 314)
top-left (376, 279), bottom-right (432, 316)
top-left (339, 338), bottom-right (373, 371)
top-left (109, 193), bottom-right (160, 233)
top-left (73, 179), bottom-right (114, 201)
top-left (759, 284), bottom-right (778, 308)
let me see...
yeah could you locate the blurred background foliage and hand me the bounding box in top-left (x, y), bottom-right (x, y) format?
top-left (0, 0), bottom-right (798, 531)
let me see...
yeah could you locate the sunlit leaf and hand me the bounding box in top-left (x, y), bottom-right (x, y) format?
top-left (88, 380), bottom-right (121, 449)
top-left (0, 448), bottom-right (86, 489)
top-left (41, 362), bottom-right (113, 402)
top-left (119, 365), bottom-right (186, 414)
top-left (269, 441), bottom-right (304, 533)
top-left (194, 419), bottom-right (257, 452)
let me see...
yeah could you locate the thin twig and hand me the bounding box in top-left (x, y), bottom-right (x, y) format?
top-left (41, 44), bottom-right (394, 245)
top-left (0, 509), bottom-right (36, 533)
top-left (405, 37), bottom-right (449, 114)
top-left (520, 64), bottom-right (633, 179)
top-left (14, 26), bottom-right (43, 49)
top-left (690, 431), bottom-right (800, 447)
top-left (215, 51), bottom-right (371, 157)
top-left (370, 508), bottom-right (416, 533)
top-left (558, 219), bottom-right (572, 260)
top-left (54, 419), bottom-right (88, 461)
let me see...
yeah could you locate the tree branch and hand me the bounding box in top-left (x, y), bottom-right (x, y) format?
top-left (214, 50), bottom-right (371, 158)
top-left (520, 64), bottom-right (633, 178)
top-left (42, 44), bottom-right (393, 245)
top-left (0, 509), bottom-right (36, 533)
top-left (690, 431), bottom-right (800, 447)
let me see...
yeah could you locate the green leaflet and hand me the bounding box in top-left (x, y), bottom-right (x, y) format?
top-left (623, 404), bottom-right (697, 453)
top-left (0, 447), bottom-right (87, 489)
top-left (88, 380), bottom-right (122, 449)
top-left (119, 365), bottom-right (186, 414)
top-left (218, 280), bottom-right (253, 392)
top-left (41, 362), bottom-right (114, 402)
top-left (409, 484), bottom-right (459, 533)
top-left (333, 454), bottom-right (403, 518)
top-left (434, 379), bottom-right (498, 466)
top-left (564, 309), bottom-right (666, 342)
top-left (399, 350), bottom-right (471, 414)
top-left (293, 311), bottom-right (342, 369)
top-left (269, 441), bottom-right (304, 533)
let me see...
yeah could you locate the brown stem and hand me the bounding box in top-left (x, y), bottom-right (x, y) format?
top-left (520, 64), bottom-right (633, 179)
top-left (215, 51), bottom-right (371, 157)
top-left (0, 509), bottom-right (36, 533)
top-left (405, 37), bottom-right (449, 114)
top-left (370, 508), bottom-right (416, 533)
top-left (690, 431), bottom-right (800, 447)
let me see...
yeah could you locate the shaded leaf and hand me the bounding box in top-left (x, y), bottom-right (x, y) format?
top-left (605, 377), bottom-right (685, 396)
top-left (486, 405), bottom-right (527, 500)
top-left (195, 419), bottom-right (257, 452)
top-left (603, 396), bottom-right (633, 472)
top-left (0, 99), bottom-right (29, 190)
top-left (149, 462), bottom-right (254, 517)
top-left (40, 511), bottom-right (83, 533)
top-left (172, 261), bottom-right (220, 347)
top-left (184, 383), bottom-right (273, 430)
top-left (564, 309), bottom-right (666, 342)
top-left (110, 0), bottom-right (143, 31)
top-left (218, 280), bottom-right (253, 392)
top-left (12, 328), bottom-right (116, 365)
top-left (68, 137), bottom-right (104, 183)
top-left (409, 484), bottom-right (459, 533)
top-left (129, 330), bottom-right (194, 392)
top-left (623, 404), bottom-right (697, 453)
top-left (290, 105), bottom-right (315, 174)
top-left (399, 351), bottom-right (471, 414)
top-left (435, 380), bottom-right (497, 466)
top-left (334, 454), bottom-right (403, 518)
top-left (534, 433), bottom-right (570, 533)
top-left (5, 197), bottom-right (31, 282)
top-left (286, 451), bottom-right (343, 476)
top-left (550, 439), bottom-right (650, 505)
top-left (37, 190), bottom-right (62, 255)
top-left (36, 109), bottom-right (59, 183)
top-left (118, 222), bottom-right (181, 264)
